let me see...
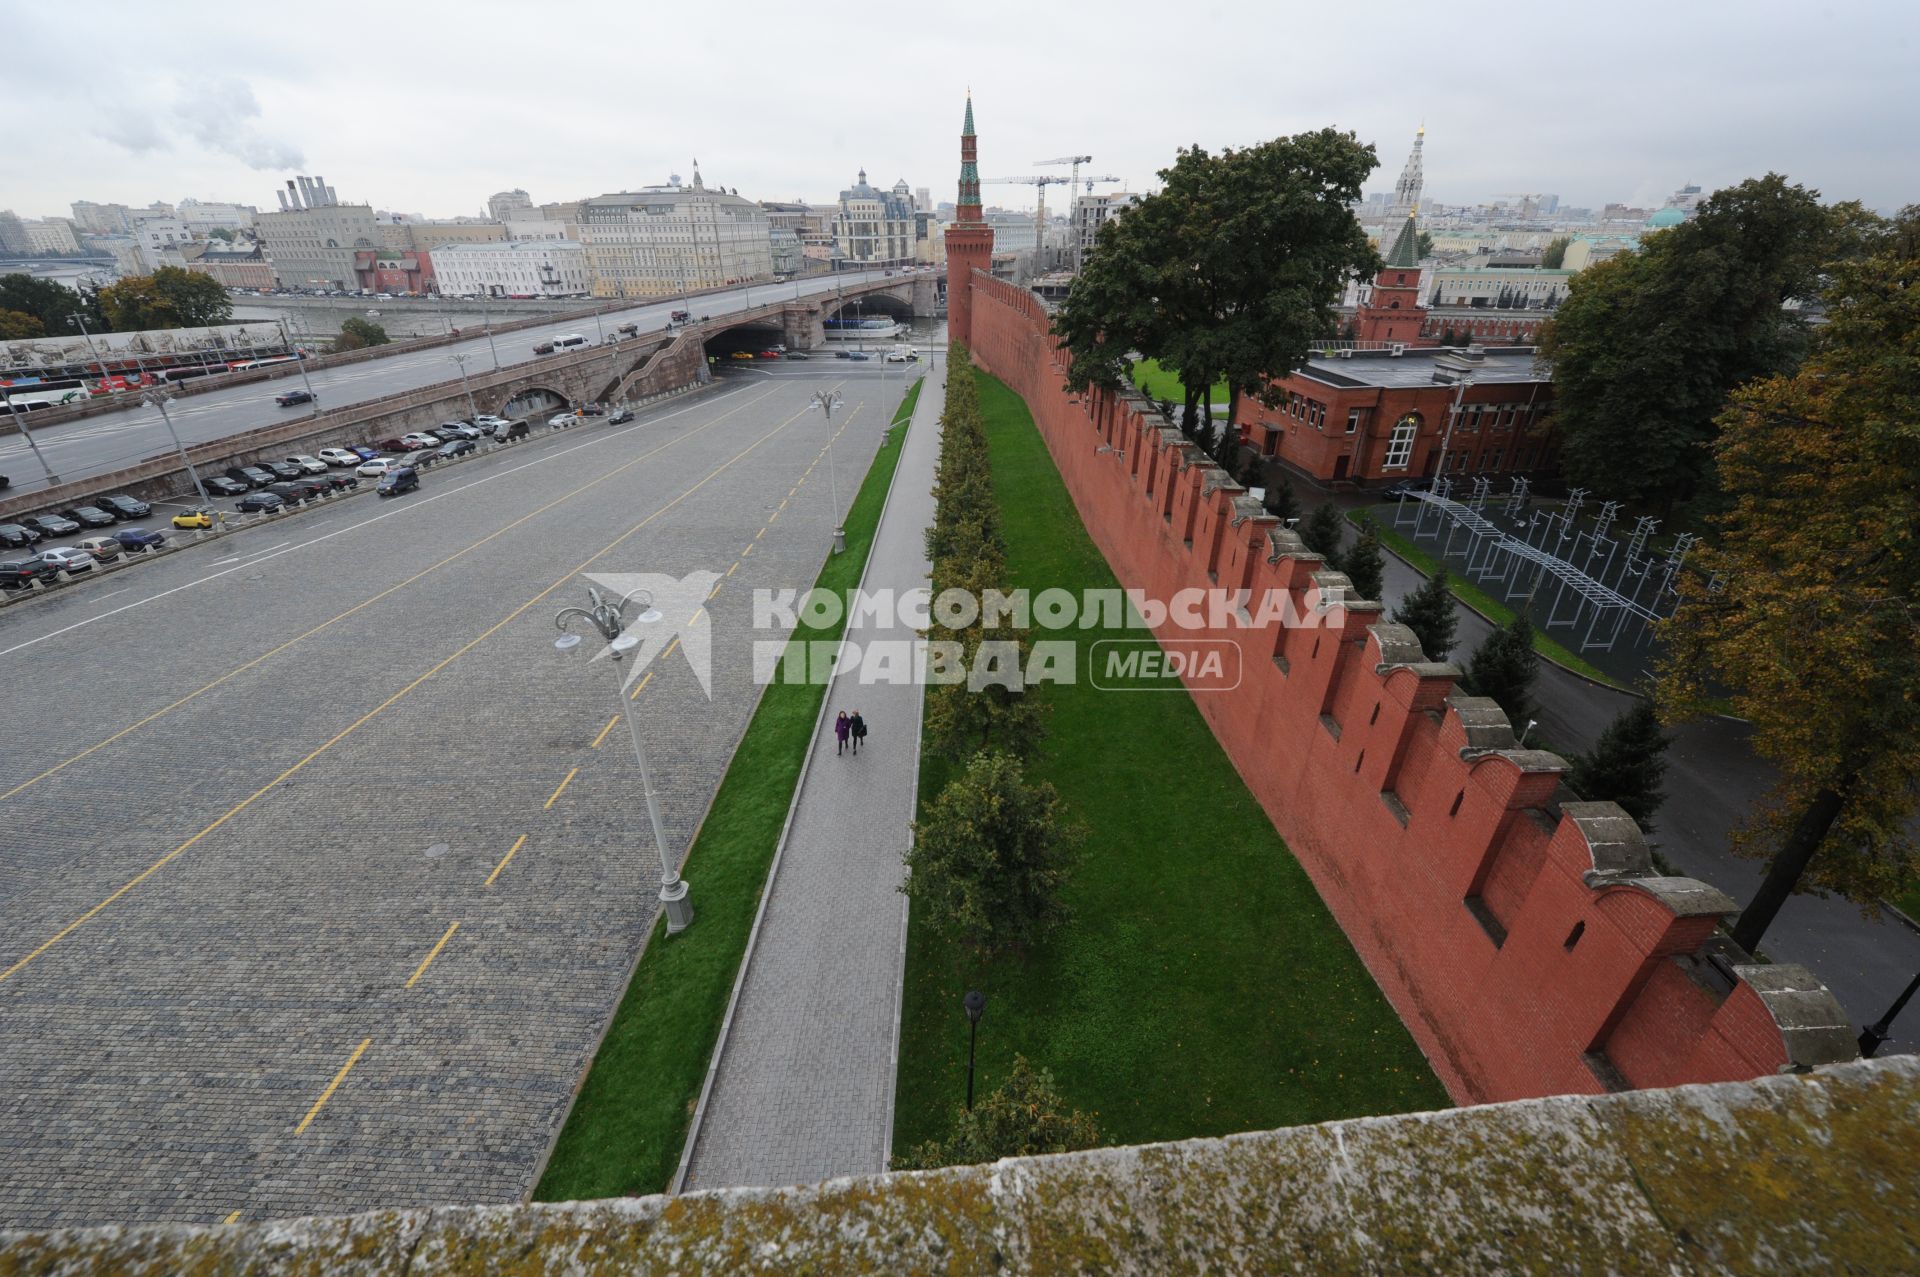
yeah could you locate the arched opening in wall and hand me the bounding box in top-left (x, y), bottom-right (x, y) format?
top-left (702, 322), bottom-right (787, 366)
top-left (822, 292), bottom-right (911, 344)
top-left (503, 386), bottom-right (569, 418)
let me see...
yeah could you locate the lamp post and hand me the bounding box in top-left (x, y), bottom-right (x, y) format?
top-left (480, 292), bottom-right (500, 371)
top-left (449, 352), bottom-right (479, 423)
top-left (963, 990), bottom-right (986, 1111)
top-left (554, 586), bottom-right (694, 934)
top-left (276, 318), bottom-right (320, 405)
top-left (810, 389), bottom-right (846, 553)
top-left (144, 392), bottom-right (211, 509)
top-left (3, 390), bottom-right (58, 485)
top-left (1432, 369), bottom-right (1475, 485)
top-left (68, 314), bottom-right (109, 387)
top-left (1859, 968), bottom-right (1920, 1059)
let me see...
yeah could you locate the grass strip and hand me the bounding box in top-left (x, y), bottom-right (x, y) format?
top-left (892, 371), bottom-right (1446, 1159)
top-left (535, 376), bottom-right (922, 1200)
top-left (1347, 506), bottom-right (1629, 690)
top-left (1129, 357), bottom-right (1228, 406)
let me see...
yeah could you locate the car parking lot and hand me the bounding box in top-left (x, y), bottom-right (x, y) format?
top-left (0, 412), bottom-right (573, 606)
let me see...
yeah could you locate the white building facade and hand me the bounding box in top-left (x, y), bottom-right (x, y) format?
top-left (23, 219), bottom-right (82, 255)
top-left (830, 170), bottom-right (915, 268)
top-left (134, 217), bottom-right (192, 270)
top-left (578, 176), bottom-right (773, 299)
top-left (430, 240), bottom-right (591, 298)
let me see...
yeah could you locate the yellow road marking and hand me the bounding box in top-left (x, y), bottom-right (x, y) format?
top-left (224, 1211), bottom-right (241, 1225)
top-left (0, 388), bottom-right (778, 807)
top-left (707, 581), bottom-right (724, 599)
top-left (543, 767), bottom-right (579, 810)
top-left (726, 562), bottom-right (739, 577)
top-left (768, 509), bottom-right (780, 523)
top-left (405, 922), bottom-right (460, 989)
top-left (591, 714), bottom-right (620, 748)
top-left (755, 528), bottom-right (765, 539)
top-left (295, 1038), bottom-right (371, 1135)
top-left (626, 669), bottom-right (655, 702)
top-left (689, 610), bottom-right (705, 628)
top-left (485, 835), bottom-right (527, 888)
top-left (1, 395), bottom-right (821, 985)
top-left (741, 543), bottom-right (753, 558)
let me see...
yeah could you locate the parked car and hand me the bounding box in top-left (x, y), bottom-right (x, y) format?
top-left (22, 514), bottom-right (80, 537)
top-left (96, 494), bottom-right (152, 519)
top-left (114, 527), bottom-right (167, 550)
top-left (377, 466), bottom-right (419, 497)
top-left (400, 432), bottom-right (442, 450)
top-left (61, 506), bottom-right (118, 529)
top-left (205, 476), bottom-right (251, 497)
top-left (313, 472), bottom-right (359, 491)
top-left (276, 389), bottom-right (315, 407)
top-left (267, 482), bottom-right (314, 504)
top-left (224, 466), bottom-right (275, 489)
top-left (351, 445), bottom-right (381, 461)
top-left (287, 454), bottom-right (330, 475)
top-left (357, 457), bottom-right (396, 477)
top-left (37, 547), bottom-right (97, 574)
top-left (758, 349), bottom-right (782, 359)
top-left (608, 407), bottom-right (634, 425)
top-left (785, 351), bottom-right (811, 361)
top-left (429, 425), bottom-right (468, 442)
top-left (437, 439), bottom-right (476, 459)
top-left (1379, 478), bottom-right (1433, 501)
top-left (0, 522), bottom-right (42, 549)
top-left (74, 535), bottom-right (123, 563)
top-left (580, 405), bottom-right (605, 417)
top-left (264, 461), bottom-right (305, 481)
top-left (729, 351), bottom-right (754, 360)
top-left (833, 350), bottom-right (852, 359)
top-left (548, 412), bottom-right (580, 428)
top-left (172, 510), bottom-right (215, 529)
top-left (498, 419), bottom-right (530, 441)
top-left (473, 414), bottom-right (511, 433)
top-left (0, 556), bottom-right (58, 590)
top-left (236, 492), bottom-right (286, 514)
top-left (372, 439), bottom-right (407, 454)
top-left (316, 448), bottom-right (360, 467)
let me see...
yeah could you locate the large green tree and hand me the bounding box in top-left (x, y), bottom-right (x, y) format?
top-left (1566, 699), bottom-right (1671, 830)
top-left (1538, 175), bottom-right (1877, 509)
top-left (1661, 209), bottom-right (1920, 950)
top-left (0, 309), bottom-right (42, 339)
top-left (97, 267), bottom-right (233, 331)
top-left (0, 272), bottom-right (88, 334)
top-left (1541, 236), bottom-right (1571, 269)
top-left (336, 317), bottom-right (391, 351)
top-left (1393, 566), bottom-right (1459, 663)
top-left (1056, 131), bottom-right (1380, 439)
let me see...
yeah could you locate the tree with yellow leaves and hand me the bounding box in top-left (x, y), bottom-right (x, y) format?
top-left (1661, 208), bottom-right (1920, 952)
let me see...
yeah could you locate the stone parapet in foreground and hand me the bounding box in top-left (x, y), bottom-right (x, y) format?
top-left (4, 1055), bottom-right (1915, 1275)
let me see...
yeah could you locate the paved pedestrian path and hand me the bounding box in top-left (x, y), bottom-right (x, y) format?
top-left (678, 362), bottom-right (942, 1190)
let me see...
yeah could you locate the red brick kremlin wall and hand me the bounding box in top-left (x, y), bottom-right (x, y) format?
top-left (964, 272), bottom-right (1852, 1104)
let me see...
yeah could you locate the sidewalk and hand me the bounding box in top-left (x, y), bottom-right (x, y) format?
top-left (677, 364), bottom-right (942, 1190)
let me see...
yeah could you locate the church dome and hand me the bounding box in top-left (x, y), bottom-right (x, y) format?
top-left (1645, 207), bottom-right (1687, 229)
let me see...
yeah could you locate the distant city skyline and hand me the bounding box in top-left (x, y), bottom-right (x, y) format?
top-left (6, 0), bottom-right (1914, 223)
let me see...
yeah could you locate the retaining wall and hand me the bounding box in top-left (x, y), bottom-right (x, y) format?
top-left (965, 273), bottom-right (1854, 1104)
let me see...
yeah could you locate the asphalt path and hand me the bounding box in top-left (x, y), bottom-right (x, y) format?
top-left (1344, 497), bottom-right (1920, 1058)
top-left (0, 270), bottom-right (916, 492)
top-left (0, 362), bottom-right (921, 1228)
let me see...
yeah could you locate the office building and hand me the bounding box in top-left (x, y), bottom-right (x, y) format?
top-left (578, 168), bottom-right (772, 298)
top-left (430, 239), bottom-right (590, 298)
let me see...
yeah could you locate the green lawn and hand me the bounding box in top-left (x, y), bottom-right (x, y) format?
top-left (1347, 507), bottom-right (1629, 690)
top-left (535, 377), bottom-right (922, 1201)
top-left (892, 372), bottom-right (1447, 1159)
top-left (1130, 358), bottom-right (1229, 407)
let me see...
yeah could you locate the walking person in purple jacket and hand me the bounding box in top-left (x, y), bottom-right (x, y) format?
top-left (834, 710), bottom-right (851, 756)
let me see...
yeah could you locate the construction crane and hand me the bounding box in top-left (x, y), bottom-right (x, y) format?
top-left (990, 170), bottom-right (1124, 271)
top-left (982, 175), bottom-right (1074, 270)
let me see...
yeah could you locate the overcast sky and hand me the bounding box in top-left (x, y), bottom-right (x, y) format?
top-left (5, 0), bottom-right (1914, 223)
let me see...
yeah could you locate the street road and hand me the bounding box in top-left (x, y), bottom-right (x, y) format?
top-left (0, 270), bottom-right (913, 492)
top-left (0, 363), bottom-right (919, 1229)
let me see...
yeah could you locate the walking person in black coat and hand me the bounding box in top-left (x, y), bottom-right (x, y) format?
top-left (849, 709), bottom-right (867, 756)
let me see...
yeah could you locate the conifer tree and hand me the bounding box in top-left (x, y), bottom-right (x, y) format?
top-left (1566, 699), bottom-right (1672, 830)
top-left (1263, 472), bottom-right (1299, 522)
top-left (1392, 567), bottom-right (1458, 663)
top-left (1463, 615), bottom-right (1540, 732)
top-left (1342, 520), bottom-right (1385, 601)
top-left (1300, 502), bottom-right (1346, 566)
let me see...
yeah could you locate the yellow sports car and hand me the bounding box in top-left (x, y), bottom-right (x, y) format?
top-left (729, 350), bottom-right (754, 360)
top-left (171, 510), bottom-right (215, 529)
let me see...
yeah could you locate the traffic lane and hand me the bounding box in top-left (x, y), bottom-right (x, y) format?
top-left (0, 271), bottom-right (902, 479)
top-left (0, 380), bottom-right (835, 963)
top-left (0, 381), bottom-right (893, 1226)
top-left (1370, 510), bottom-right (1920, 1054)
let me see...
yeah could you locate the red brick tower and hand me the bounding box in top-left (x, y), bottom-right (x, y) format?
top-left (1354, 214), bottom-right (1428, 345)
top-left (944, 94), bottom-right (993, 349)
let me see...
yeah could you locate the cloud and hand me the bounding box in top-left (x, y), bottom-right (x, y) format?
top-left (94, 75), bottom-right (304, 172)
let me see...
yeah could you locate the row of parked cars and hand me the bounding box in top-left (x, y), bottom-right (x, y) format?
top-left (1, 491), bottom-right (173, 589)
